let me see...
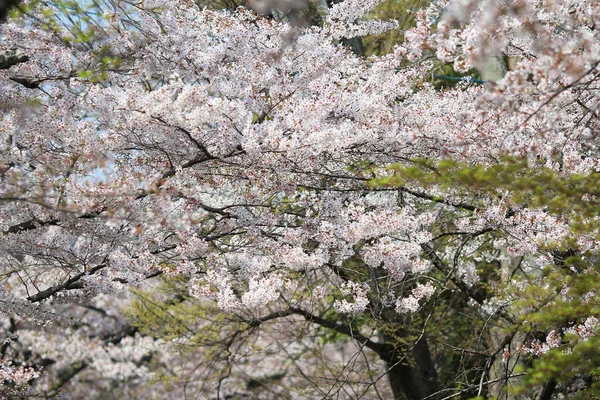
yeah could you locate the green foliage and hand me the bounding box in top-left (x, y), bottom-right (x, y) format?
top-left (362, 0), bottom-right (431, 56)
top-left (374, 157), bottom-right (600, 396)
top-left (11, 0), bottom-right (138, 83)
top-left (362, 0), bottom-right (484, 89)
top-left (431, 63), bottom-right (483, 89)
top-left (125, 277), bottom-right (240, 348)
top-left (7, 0), bottom-right (38, 19)
top-left (379, 157), bottom-right (600, 233)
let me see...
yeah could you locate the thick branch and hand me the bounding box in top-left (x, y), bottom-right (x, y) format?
top-left (536, 379), bottom-right (557, 400)
top-left (26, 245), bottom-right (176, 302)
top-left (2, 218), bottom-right (58, 235)
top-left (27, 264), bottom-right (106, 303)
top-left (400, 186), bottom-right (477, 211)
top-left (247, 306), bottom-right (392, 361)
top-left (0, 49), bottom-right (28, 69)
top-left (248, 309), bottom-right (296, 328)
top-left (289, 307), bottom-right (391, 361)
top-left (150, 115), bottom-right (214, 158)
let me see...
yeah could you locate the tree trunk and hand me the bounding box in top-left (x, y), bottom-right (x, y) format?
top-left (384, 334), bottom-right (442, 400)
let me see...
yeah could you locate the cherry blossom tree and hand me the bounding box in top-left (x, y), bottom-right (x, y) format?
top-left (1, 0), bottom-right (600, 398)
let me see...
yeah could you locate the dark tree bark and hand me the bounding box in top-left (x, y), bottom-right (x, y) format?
top-left (384, 332), bottom-right (442, 400)
top-left (537, 379), bottom-right (557, 400)
top-left (289, 306), bottom-right (442, 400)
top-left (0, 50), bottom-right (28, 69)
top-left (0, 0), bottom-right (19, 21)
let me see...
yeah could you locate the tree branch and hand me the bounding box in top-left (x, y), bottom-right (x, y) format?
top-left (421, 242), bottom-right (515, 324)
top-left (0, 49), bottom-right (28, 69)
top-left (400, 186), bottom-right (477, 211)
top-left (27, 264), bottom-right (106, 303)
top-left (289, 307), bottom-right (391, 361)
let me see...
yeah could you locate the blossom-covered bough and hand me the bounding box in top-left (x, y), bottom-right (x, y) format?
top-left (1, 0), bottom-right (600, 398)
